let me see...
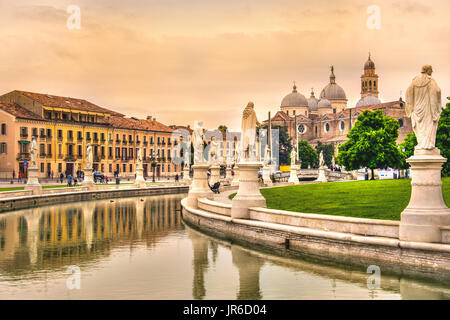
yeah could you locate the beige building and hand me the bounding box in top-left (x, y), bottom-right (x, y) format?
top-left (0, 90), bottom-right (181, 180)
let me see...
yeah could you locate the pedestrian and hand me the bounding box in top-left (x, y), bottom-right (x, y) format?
top-left (60, 172), bottom-right (64, 184)
top-left (67, 174), bottom-right (73, 187)
top-left (175, 174), bottom-right (179, 183)
top-left (12, 170), bottom-right (15, 181)
top-left (51, 170), bottom-right (54, 179)
top-left (18, 172), bottom-right (22, 183)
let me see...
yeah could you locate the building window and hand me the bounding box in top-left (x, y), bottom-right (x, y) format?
top-left (109, 164), bottom-right (112, 172)
top-left (1, 124), bottom-right (6, 135)
top-left (68, 130), bottom-right (73, 139)
top-left (47, 144), bottom-right (52, 155)
top-left (39, 144), bottom-right (45, 156)
top-left (298, 124), bottom-right (306, 134)
top-left (47, 129), bottom-right (52, 138)
top-left (20, 127), bottom-right (28, 137)
top-left (324, 123), bottom-right (330, 133)
top-left (101, 164), bottom-right (104, 172)
top-left (340, 121), bottom-right (345, 131)
top-left (57, 130), bottom-right (63, 139)
top-left (32, 128), bottom-right (38, 137)
top-left (58, 163), bottom-right (62, 173)
top-left (0, 143), bottom-right (6, 154)
top-left (398, 119), bottom-right (404, 128)
top-left (78, 145), bottom-right (82, 156)
top-left (129, 164), bottom-right (133, 172)
top-left (58, 144), bottom-right (62, 156)
top-left (77, 131), bottom-right (82, 140)
top-left (123, 164), bottom-right (126, 172)
top-left (40, 163), bottom-right (44, 173)
top-left (108, 147), bottom-right (113, 157)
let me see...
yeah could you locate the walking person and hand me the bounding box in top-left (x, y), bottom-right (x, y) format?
top-left (18, 172), bottom-right (22, 183)
top-left (60, 172), bottom-right (64, 184)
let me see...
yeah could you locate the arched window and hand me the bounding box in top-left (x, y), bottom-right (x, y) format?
top-left (340, 121), bottom-right (345, 131)
top-left (369, 80), bottom-right (372, 88)
top-left (324, 123), bottom-right (330, 133)
top-left (374, 80), bottom-right (377, 88)
top-left (398, 119), bottom-right (404, 128)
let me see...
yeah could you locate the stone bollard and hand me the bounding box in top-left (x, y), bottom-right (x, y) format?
top-left (134, 166), bottom-right (146, 188)
top-left (399, 149), bottom-right (450, 243)
top-left (262, 166), bottom-right (273, 187)
top-left (316, 166), bottom-right (328, 183)
top-left (288, 165), bottom-right (300, 185)
top-left (231, 162), bottom-right (266, 219)
top-left (187, 164), bottom-right (214, 208)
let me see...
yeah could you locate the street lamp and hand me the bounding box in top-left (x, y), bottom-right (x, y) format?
top-left (151, 151), bottom-right (157, 183)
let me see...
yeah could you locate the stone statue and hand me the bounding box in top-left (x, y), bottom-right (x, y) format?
top-left (86, 143), bottom-right (93, 170)
top-left (183, 141), bottom-right (190, 169)
top-left (290, 149), bottom-right (297, 166)
top-left (234, 139), bottom-right (241, 164)
top-left (192, 121), bottom-right (205, 164)
top-left (263, 144), bottom-right (271, 165)
top-left (30, 136), bottom-right (38, 167)
top-left (331, 156), bottom-right (335, 167)
top-left (406, 65), bottom-right (442, 150)
top-left (209, 136), bottom-right (219, 165)
top-left (136, 147), bottom-right (143, 168)
top-left (241, 102), bottom-right (261, 161)
top-left (319, 151), bottom-right (324, 168)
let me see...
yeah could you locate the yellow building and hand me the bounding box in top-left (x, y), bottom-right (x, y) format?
top-left (0, 90), bottom-right (181, 180)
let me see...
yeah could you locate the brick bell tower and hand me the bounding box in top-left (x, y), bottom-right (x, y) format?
top-left (361, 53), bottom-right (379, 98)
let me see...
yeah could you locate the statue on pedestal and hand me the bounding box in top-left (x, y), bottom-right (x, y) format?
top-left (406, 65), bottom-right (442, 150)
top-left (192, 121), bottom-right (205, 165)
top-left (209, 136), bottom-right (219, 165)
top-left (319, 151), bottom-right (324, 168)
top-left (136, 147), bottom-right (143, 169)
top-left (234, 139), bottom-right (241, 164)
top-left (30, 136), bottom-right (38, 168)
top-left (290, 149), bottom-right (297, 167)
top-left (86, 143), bottom-right (93, 170)
top-left (241, 102), bottom-right (261, 161)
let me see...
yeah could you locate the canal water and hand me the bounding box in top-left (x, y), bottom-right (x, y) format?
top-left (0, 194), bottom-right (449, 300)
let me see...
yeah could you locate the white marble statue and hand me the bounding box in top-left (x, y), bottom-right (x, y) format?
top-left (209, 136), bottom-right (219, 165)
top-left (290, 149), bottom-right (297, 167)
top-left (234, 139), bottom-right (241, 164)
top-left (30, 136), bottom-right (38, 167)
top-left (263, 144), bottom-right (271, 165)
top-left (406, 65), bottom-right (442, 150)
top-left (136, 147), bottom-right (143, 168)
top-left (183, 142), bottom-right (190, 169)
top-left (319, 151), bottom-right (324, 168)
top-left (86, 143), bottom-right (93, 170)
top-left (192, 121), bottom-right (205, 164)
top-left (241, 102), bottom-right (261, 161)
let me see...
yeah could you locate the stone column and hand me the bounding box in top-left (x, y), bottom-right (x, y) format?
top-left (209, 165), bottom-right (221, 186)
top-left (24, 166), bottom-right (42, 195)
top-left (399, 149), bottom-right (450, 243)
top-left (186, 164), bottom-right (213, 208)
top-left (288, 165), bottom-right (300, 185)
top-left (82, 167), bottom-right (95, 190)
top-left (83, 203), bottom-right (95, 251)
top-left (231, 166), bottom-right (240, 186)
top-left (262, 166), bottom-right (273, 187)
top-left (231, 162), bottom-right (266, 219)
top-left (316, 166), bottom-right (328, 183)
top-left (134, 166), bottom-right (146, 188)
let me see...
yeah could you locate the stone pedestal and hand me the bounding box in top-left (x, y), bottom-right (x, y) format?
top-left (24, 166), bottom-right (42, 195)
top-left (288, 165), bottom-right (300, 185)
top-left (262, 166), bottom-right (273, 187)
top-left (231, 162), bottom-right (266, 219)
top-left (226, 165), bottom-right (233, 183)
top-left (134, 166), bottom-right (146, 188)
top-left (209, 165), bottom-right (221, 186)
top-left (399, 149), bottom-right (450, 243)
top-left (187, 164), bottom-right (214, 208)
top-left (182, 167), bottom-right (192, 185)
top-left (82, 167), bottom-right (95, 190)
top-left (231, 166), bottom-right (240, 186)
top-left (316, 166), bottom-right (328, 183)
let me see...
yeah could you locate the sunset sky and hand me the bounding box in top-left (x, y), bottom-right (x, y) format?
top-left (0, 0), bottom-right (449, 130)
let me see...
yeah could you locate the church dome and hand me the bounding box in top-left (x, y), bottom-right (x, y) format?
top-left (318, 98), bottom-right (331, 109)
top-left (364, 54), bottom-right (375, 70)
top-left (320, 68), bottom-right (347, 100)
top-left (355, 94), bottom-right (381, 108)
top-left (307, 89), bottom-right (319, 111)
top-left (281, 84), bottom-right (309, 108)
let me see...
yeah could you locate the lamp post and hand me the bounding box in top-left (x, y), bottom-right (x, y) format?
top-left (151, 151), bottom-right (157, 183)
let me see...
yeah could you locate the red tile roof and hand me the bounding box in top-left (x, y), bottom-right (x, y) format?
top-left (0, 102), bottom-right (43, 120)
top-left (14, 90), bottom-right (124, 116)
top-left (108, 116), bottom-right (174, 133)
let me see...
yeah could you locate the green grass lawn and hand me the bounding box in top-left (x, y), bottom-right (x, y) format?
top-left (230, 178), bottom-right (450, 221)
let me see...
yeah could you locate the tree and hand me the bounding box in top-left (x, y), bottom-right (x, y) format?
top-left (218, 125), bottom-right (228, 133)
top-left (298, 140), bottom-right (318, 169)
top-left (337, 110), bottom-right (403, 180)
top-left (437, 99), bottom-right (450, 177)
top-left (399, 132), bottom-right (417, 169)
top-left (272, 125), bottom-right (292, 165)
top-left (315, 142), bottom-right (334, 167)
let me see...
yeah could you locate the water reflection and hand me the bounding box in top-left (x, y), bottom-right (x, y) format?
top-left (0, 195), bottom-right (449, 299)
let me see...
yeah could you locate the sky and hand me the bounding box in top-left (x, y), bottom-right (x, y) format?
top-left (0, 0), bottom-right (449, 130)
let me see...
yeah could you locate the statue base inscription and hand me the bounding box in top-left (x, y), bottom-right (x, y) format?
top-left (399, 148), bottom-right (450, 243)
top-left (187, 164), bottom-right (214, 208)
top-left (288, 165), bottom-right (300, 185)
top-left (25, 166), bottom-right (42, 195)
top-left (231, 162), bottom-right (266, 219)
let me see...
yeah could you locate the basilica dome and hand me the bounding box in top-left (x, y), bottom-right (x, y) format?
top-left (320, 68), bottom-right (347, 100)
top-left (307, 89), bottom-right (319, 111)
top-left (364, 54), bottom-right (375, 70)
top-left (355, 94), bottom-right (381, 108)
top-left (281, 84), bottom-right (309, 108)
top-left (318, 98), bottom-right (331, 109)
